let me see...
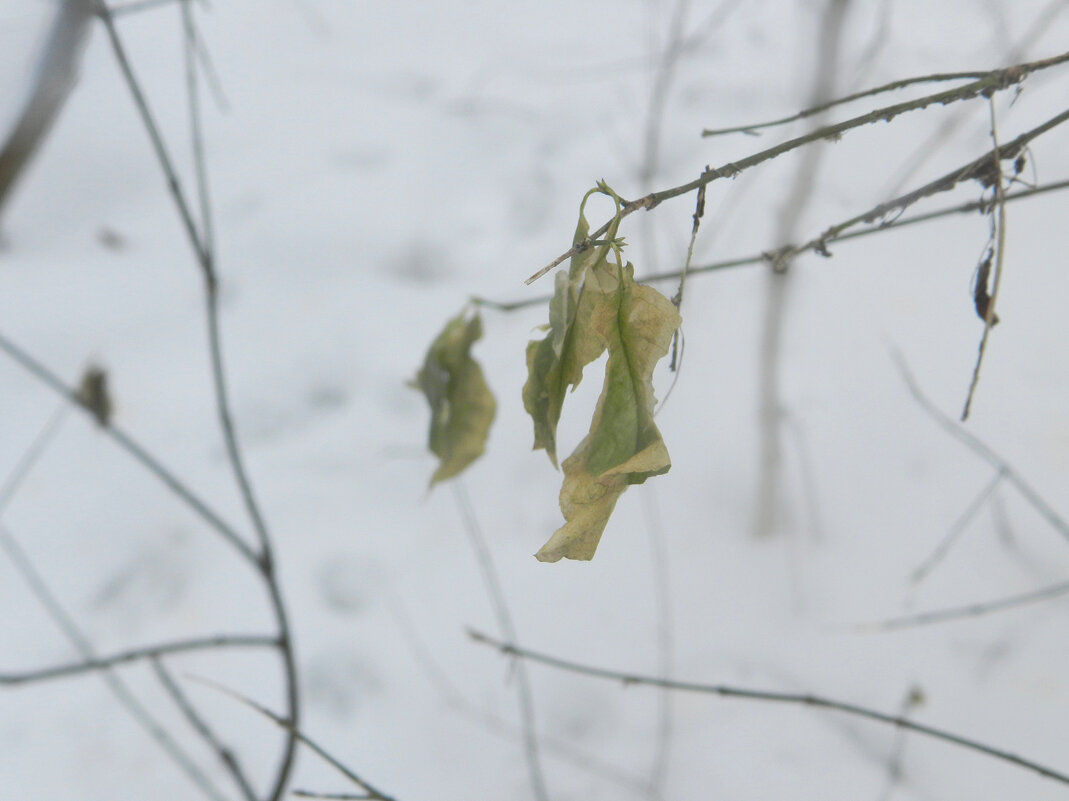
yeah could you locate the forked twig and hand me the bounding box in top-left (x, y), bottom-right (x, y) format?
top-left (894, 353), bottom-right (1069, 545)
top-left (93, 3), bottom-right (301, 795)
top-left (190, 677), bottom-right (398, 801)
top-left (152, 657), bottom-right (260, 801)
top-left (475, 178), bottom-right (1069, 314)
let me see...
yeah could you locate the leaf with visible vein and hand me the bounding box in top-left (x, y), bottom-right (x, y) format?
top-left (522, 190), bottom-right (621, 467)
top-left (536, 261), bottom-right (680, 562)
top-left (413, 311), bottom-right (496, 486)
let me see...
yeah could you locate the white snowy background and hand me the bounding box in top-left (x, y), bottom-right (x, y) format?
top-left (1, 1), bottom-right (1069, 799)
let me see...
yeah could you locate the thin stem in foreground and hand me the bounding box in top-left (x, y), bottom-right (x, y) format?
top-left (470, 630), bottom-right (1069, 787)
top-left (94, 4), bottom-right (301, 796)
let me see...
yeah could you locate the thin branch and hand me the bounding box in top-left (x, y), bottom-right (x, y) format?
top-left (93, 4), bottom-right (301, 795)
top-left (0, 525), bottom-right (228, 801)
top-left (0, 403), bottom-right (69, 513)
top-left (181, 0), bottom-right (215, 260)
top-left (93, 0), bottom-right (209, 267)
top-left (525, 49), bottom-right (1069, 285)
top-left (0, 329), bottom-right (258, 565)
top-left (702, 71), bottom-right (988, 137)
top-left (894, 353), bottom-right (1069, 545)
top-left (961, 99), bottom-right (1007, 420)
top-left (476, 176), bottom-right (1069, 313)
top-left (382, 584), bottom-right (652, 796)
top-left (877, 0), bottom-right (1067, 201)
top-left (861, 577), bottom-right (1069, 632)
top-left (470, 630), bottom-right (1069, 787)
top-left (876, 685), bottom-right (925, 801)
top-left (191, 678), bottom-right (398, 801)
top-left (909, 469), bottom-right (1005, 586)
top-left (0, 634), bottom-right (278, 685)
top-left (152, 657), bottom-right (260, 801)
top-left (452, 481), bottom-right (549, 801)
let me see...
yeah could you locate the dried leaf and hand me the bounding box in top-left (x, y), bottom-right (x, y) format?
top-left (973, 248), bottom-right (1000, 326)
top-left (413, 310), bottom-right (495, 486)
top-left (522, 189), bottom-right (620, 467)
top-left (77, 365), bottom-right (112, 427)
top-left (536, 260), bottom-right (681, 562)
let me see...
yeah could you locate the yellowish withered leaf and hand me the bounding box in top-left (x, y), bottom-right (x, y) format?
top-left (413, 310), bottom-right (496, 486)
top-left (535, 260), bottom-right (681, 562)
top-left (522, 188), bottom-right (622, 467)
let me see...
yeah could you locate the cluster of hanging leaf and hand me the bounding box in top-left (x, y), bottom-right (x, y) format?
top-left (413, 184), bottom-right (681, 562)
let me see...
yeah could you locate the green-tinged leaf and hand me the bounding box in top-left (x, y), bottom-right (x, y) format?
top-left (522, 187), bottom-right (625, 467)
top-left (535, 260), bottom-right (681, 562)
top-left (413, 310), bottom-right (496, 486)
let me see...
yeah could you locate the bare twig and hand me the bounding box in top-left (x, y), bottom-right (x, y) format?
top-left (191, 677), bottom-right (398, 801)
top-left (0, 403), bottom-right (69, 513)
top-left (861, 577), bottom-right (1069, 632)
top-left (181, 0), bottom-right (215, 261)
top-left (470, 630), bottom-right (1069, 787)
top-left (876, 685), bottom-right (925, 801)
top-left (152, 657), bottom-right (260, 801)
top-left (878, 0), bottom-right (1068, 200)
top-left (894, 353), bottom-right (1069, 545)
top-left (0, 525), bottom-right (228, 801)
top-left (382, 586), bottom-right (652, 796)
top-left (452, 481), bottom-right (549, 801)
top-left (524, 49), bottom-right (1069, 286)
top-left (476, 176), bottom-right (1069, 314)
top-left (0, 634), bottom-right (278, 685)
top-left (702, 71), bottom-right (987, 137)
top-left (0, 329), bottom-right (258, 565)
top-left (93, 4), bottom-right (301, 795)
top-left (961, 99), bottom-right (1008, 420)
top-left (910, 470), bottom-right (1005, 586)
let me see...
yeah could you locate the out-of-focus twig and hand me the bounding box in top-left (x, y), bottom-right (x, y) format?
top-left (470, 630), bottom-right (1069, 787)
top-left (0, 0), bottom-right (93, 225)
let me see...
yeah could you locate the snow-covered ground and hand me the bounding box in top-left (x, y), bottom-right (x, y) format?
top-left (2, 1), bottom-right (1069, 799)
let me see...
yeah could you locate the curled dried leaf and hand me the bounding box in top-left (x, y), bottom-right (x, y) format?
top-left (413, 310), bottom-right (496, 486)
